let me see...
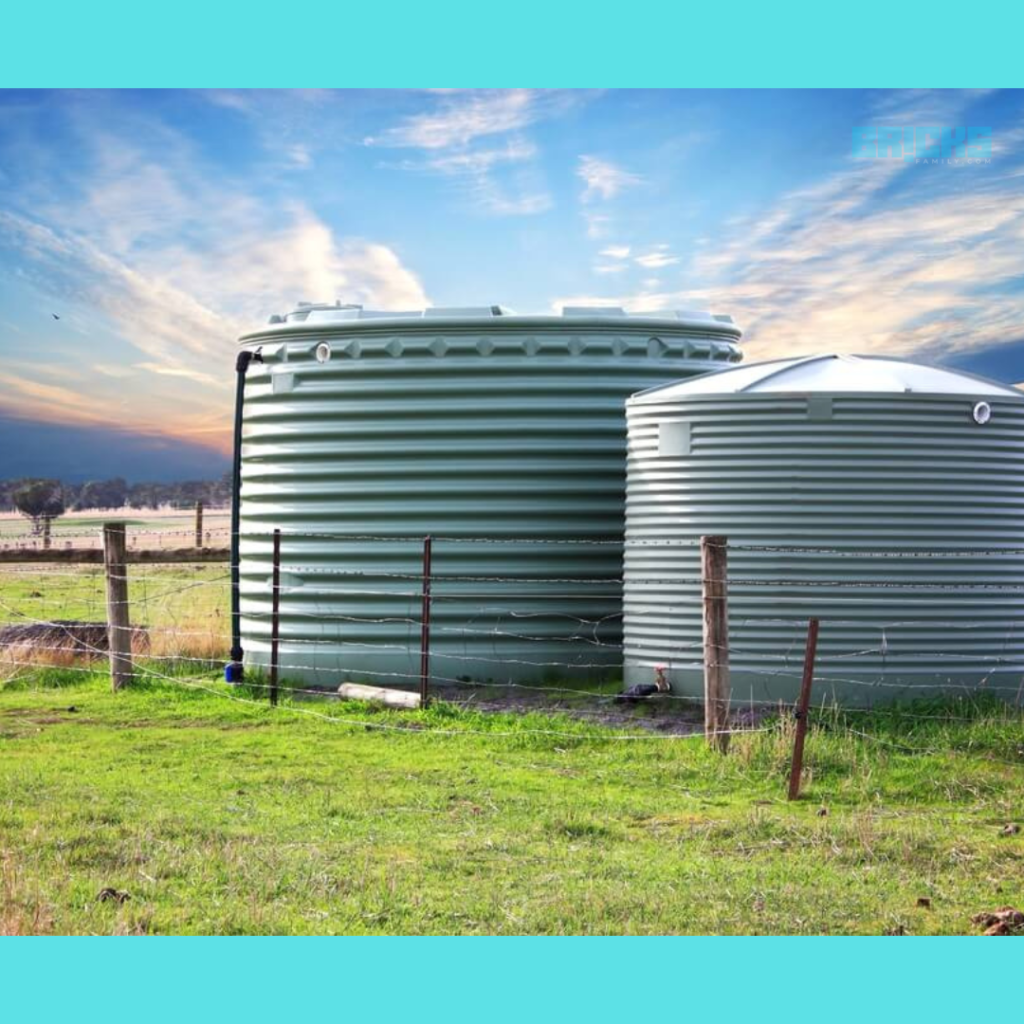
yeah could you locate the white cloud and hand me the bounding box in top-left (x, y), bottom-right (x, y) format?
top-left (135, 362), bottom-right (228, 389)
top-left (583, 212), bottom-right (611, 239)
top-left (368, 93), bottom-right (563, 217)
top-left (367, 90), bottom-right (540, 149)
top-left (476, 190), bottom-right (552, 216)
top-left (558, 166), bottom-right (1024, 364)
top-left (202, 90), bottom-right (340, 170)
top-left (25, 206), bottom-right (425, 348)
top-left (206, 89), bottom-right (334, 114)
top-left (599, 245), bottom-right (630, 259)
top-left (634, 251), bottom-right (680, 269)
top-left (0, 108), bottom-right (429, 439)
top-left (2, 371), bottom-right (117, 426)
top-left (557, 92), bottom-right (1024, 362)
top-left (390, 137), bottom-right (552, 216)
top-left (92, 363), bottom-right (137, 379)
top-left (157, 212), bottom-right (429, 317)
top-left (204, 90), bottom-right (252, 113)
top-left (417, 138), bottom-right (538, 174)
top-left (578, 155), bottom-right (643, 202)
top-left (286, 144), bottom-right (312, 169)
top-left (686, 173), bottom-right (1024, 360)
top-left (6, 361), bottom-right (78, 382)
top-left (593, 263), bottom-right (629, 275)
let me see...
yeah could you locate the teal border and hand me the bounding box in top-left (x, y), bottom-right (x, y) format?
top-left (2, 937), bottom-right (1018, 1020)
top-left (3, 0), bottom-right (1024, 87)
top-left (3, 1), bottom-right (1021, 1014)
top-left (2, 937), bottom-right (1024, 1015)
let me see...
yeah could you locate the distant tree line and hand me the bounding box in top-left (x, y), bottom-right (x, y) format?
top-left (0, 473), bottom-right (232, 523)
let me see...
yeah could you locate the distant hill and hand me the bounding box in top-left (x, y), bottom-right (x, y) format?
top-left (0, 415), bottom-right (229, 483)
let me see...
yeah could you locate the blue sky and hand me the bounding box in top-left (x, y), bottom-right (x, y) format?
top-left (1, 88), bottom-right (1022, 469)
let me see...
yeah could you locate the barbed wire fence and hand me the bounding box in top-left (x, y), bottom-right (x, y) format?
top-left (0, 524), bottom-right (1023, 796)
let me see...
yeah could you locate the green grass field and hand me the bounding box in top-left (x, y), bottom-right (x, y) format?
top-left (1, 667), bottom-right (1022, 935)
top-left (0, 509), bottom-right (231, 548)
top-left (0, 563), bottom-right (230, 662)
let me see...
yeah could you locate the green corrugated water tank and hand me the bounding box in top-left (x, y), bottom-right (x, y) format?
top-left (238, 303), bottom-right (742, 689)
top-left (624, 354), bottom-right (1024, 705)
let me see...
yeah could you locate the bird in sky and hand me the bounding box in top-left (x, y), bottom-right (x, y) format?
top-left (51, 313), bottom-right (60, 320)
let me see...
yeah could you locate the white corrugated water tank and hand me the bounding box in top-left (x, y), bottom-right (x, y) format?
top-left (624, 354), bottom-right (1024, 705)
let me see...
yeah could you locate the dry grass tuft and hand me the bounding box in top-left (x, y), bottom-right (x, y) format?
top-left (1, 850), bottom-right (53, 936)
top-left (0, 620), bottom-right (150, 670)
top-left (148, 627), bottom-right (228, 663)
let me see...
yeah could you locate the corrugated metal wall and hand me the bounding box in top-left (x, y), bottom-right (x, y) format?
top-left (624, 392), bottom-right (1024, 705)
top-left (237, 312), bottom-right (741, 688)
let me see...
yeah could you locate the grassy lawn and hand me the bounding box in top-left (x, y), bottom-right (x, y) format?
top-left (1, 669), bottom-right (1022, 934)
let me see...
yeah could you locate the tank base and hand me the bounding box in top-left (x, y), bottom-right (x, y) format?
top-left (624, 661), bottom-right (1021, 709)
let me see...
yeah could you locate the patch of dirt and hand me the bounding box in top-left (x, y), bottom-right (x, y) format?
top-left (971, 907), bottom-right (1024, 935)
top-left (0, 707), bottom-right (101, 727)
top-left (432, 684), bottom-right (708, 736)
top-left (296, 681), bottom-right (777, 737)
top-left (96, 887), bottom-right (131, 905)
top-left (0, 707), bottom-right (264, 733)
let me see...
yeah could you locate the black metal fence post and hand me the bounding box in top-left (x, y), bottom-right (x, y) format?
top-left (420, 535), bottom-right (433, 707)
top-left (270, 528), bottom-right (281, 707)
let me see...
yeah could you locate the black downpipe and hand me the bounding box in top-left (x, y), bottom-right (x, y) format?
top-left (226, 347), bottom-right (262, 683)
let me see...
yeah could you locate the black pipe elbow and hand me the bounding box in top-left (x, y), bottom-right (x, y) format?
top-left (235, 348), bottom-right (263, 374)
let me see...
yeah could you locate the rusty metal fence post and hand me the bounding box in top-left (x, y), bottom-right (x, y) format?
top-left (269, 528), bottom-right (281, 706)
top-left (420, 535), bottom-right (433, 706)
top-left (788, 618), bottom-right (820, 800)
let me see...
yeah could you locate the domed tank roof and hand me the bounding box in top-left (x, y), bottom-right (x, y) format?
top-left (630, 353), bottom-right (1023, 403)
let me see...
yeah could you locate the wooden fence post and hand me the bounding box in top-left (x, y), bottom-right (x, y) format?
top-left (701, 535), bottom-right (730, 753)
top-left (103, 523), bottom-right (133, 691)
top-left (787, 618), bottom-right (820, 800)
top-left (195, 501), bottom-right (204, 549)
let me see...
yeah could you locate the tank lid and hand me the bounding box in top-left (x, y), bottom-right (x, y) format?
top-left (263, 302), bottom-right (739, 331)
top-left (630, 353), bottom-right (1024, 402)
